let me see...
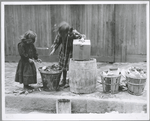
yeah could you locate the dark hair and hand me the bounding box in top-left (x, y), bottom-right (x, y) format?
top-left (20, 30), bottom-right (37, 43)
top-left (58, 21), bottom-right (71, 35)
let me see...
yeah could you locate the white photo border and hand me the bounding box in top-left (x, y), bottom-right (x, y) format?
top-left (1, 1), bottom-right (149, 120)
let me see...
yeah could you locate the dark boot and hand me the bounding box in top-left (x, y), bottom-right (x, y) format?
top-left (64, 79), bottom-right (69, 88)
top-left (24, 84), bottom-right (34, 90)
top-left (24, 85), bottom-right (28, 90)
top-left (59, 79), bottom-right (66, 87)
top-left (27, 85), bottom-right (34, 90)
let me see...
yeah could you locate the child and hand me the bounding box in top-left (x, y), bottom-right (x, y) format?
top-left (50, 21), bottom-right (86, 87)
top-left (15, 30), bottom-right (42, 90)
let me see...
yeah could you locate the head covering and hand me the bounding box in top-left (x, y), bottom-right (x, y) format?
top-left (20, 30), bottom-right (37, 43)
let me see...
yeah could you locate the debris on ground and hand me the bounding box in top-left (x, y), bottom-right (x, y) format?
top-left (99, 93), bottom-right (117, 99)
top-left (119, 85), bottom-right (127, 91)
top-left (12, 87), bottom-right (43, 95)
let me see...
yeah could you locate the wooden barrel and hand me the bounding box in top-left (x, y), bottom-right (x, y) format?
top-left (69, 58), bottom-right (97, 94)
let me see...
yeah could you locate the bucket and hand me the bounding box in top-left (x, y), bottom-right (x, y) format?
top-left (100, 73), bottom-right (121, 94)
top-left (38, 67), bottom-right (62, 91)
top-left (56, 99), bottom-right (71, 114)
top-left (126, 75), bottom-right (146, 96)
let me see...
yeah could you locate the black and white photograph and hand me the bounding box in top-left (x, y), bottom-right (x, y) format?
top-left (1, 1), bottom-right (149, 120)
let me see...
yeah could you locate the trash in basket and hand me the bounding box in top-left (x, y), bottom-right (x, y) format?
top-left (126, 66), bottom-right (147, 96)
top-left (38, 64), bottom-right (62, 91)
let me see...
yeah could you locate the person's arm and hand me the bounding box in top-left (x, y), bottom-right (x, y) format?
top-left (18, 42), bottom-right (36, 63)
top-left (30, 44), bottom-right (42, 63)
top-left (32, 44), bottom-right (38, 60)
top-left (72, 29), bottom-right (86, 39)
top-left (50, 34), bottom-right (62, 55)
top-left (18, 42), bottom-right (29, 59)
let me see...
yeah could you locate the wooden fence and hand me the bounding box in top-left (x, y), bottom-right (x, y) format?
top-left (4, 4), bottom-right (147, 62)
top-left (115, 4), bottom-right (146, 62)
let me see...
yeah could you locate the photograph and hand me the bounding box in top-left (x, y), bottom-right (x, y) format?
top-left (1, 1), bottom-right (149, 120)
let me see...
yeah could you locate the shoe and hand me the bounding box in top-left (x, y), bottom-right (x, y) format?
top-left (64, 79), bottom-right (69, 88)
top-left (24, 85), bottom-right (28, 90)
top-left (24, 85), bottom-right (34, 90)
top-left (59, 79), bottom-right (66, 87)
top-left (64, 83), bottom-right (69, 88)
top-left (27, 85), bottom-right (34, 90)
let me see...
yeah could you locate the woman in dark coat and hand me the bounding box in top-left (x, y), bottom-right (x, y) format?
top-left (15, 30), bottom-right (42, 90)
top-left (50, 22), bottom-right (85, 87)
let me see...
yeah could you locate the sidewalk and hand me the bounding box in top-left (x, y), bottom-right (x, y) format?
top-left (4, 62), bottom-right (147, 114)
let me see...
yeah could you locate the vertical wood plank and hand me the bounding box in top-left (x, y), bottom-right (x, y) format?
top-left (141, 4), bottom-right (146, 54)
top-left (5, 4), bottom-right (146, 62)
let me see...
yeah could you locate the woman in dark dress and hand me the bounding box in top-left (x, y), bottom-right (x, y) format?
top-left (15, 30), bottom-right (42, 90)
top-left (50, 21), bottom-right (85, 87)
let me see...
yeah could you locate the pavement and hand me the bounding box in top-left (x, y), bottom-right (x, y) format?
top-left (4, 61), bottom-right (148, 116)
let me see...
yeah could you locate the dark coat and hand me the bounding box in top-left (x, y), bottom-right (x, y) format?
top-left (15, 40), bottom-right (38, 85)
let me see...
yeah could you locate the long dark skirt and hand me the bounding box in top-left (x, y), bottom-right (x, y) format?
top-left (15, 59), bottom-right (37, 85)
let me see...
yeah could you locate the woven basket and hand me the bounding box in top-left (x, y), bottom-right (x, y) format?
top-left (38, 67), bottom-right (62, 91)
top-left (126, 75), bottom-right (146, 96)
top-left (100, 73), bottom-right (121, 94)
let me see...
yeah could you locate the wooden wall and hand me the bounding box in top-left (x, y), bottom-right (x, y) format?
top-left (115, 4), bottom-right (146, 62)
top-left (4, 4), bottom-right (147, 62)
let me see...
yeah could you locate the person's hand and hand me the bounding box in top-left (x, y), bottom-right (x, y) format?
top-left (82, 34), bottom-right (86, 39)
top-left (29, 58), bottom-right (34, 63)
top-left (37, 58), bottom-right (42, 63)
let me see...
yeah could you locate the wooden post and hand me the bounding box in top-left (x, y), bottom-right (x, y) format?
top-left (56, 99), bottom-right (71, 114)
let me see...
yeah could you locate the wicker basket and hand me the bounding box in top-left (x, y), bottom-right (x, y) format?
top-left (38, 67), bottom-right (62, 91)
top-left (100, 73), bottom-right (121, 94)
top-left (126, 75), bottom-right (146, 96)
